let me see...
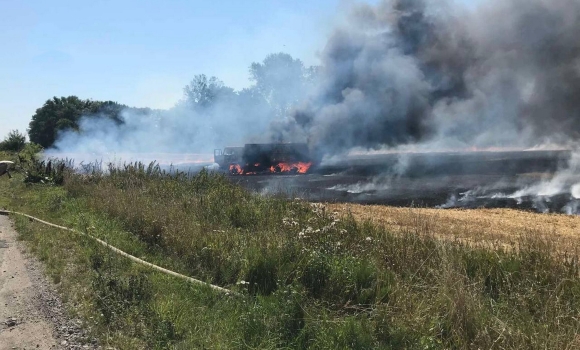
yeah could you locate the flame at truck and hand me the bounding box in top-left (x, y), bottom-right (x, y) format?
top-left (214, 143), bottom-right (314, 175)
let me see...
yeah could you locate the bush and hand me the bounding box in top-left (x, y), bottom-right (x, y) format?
top-left (23, 158), bottom-right (70, 185)
top-left (18, 142), bottom-right (43, 162)
top-left (0, 130), bottom-right (26, 152)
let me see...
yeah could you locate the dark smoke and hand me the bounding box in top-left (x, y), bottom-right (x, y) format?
top-left (279, 0), bottom-right (580, 155)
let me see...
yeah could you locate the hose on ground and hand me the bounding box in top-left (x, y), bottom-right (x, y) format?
top-left (0, 210), bottom-right (238, 296)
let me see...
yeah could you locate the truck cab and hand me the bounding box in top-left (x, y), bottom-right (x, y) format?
top-left (214, 147), bottom-right (244, 170)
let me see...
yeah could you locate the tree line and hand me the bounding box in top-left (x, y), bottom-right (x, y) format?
top-left (9, 53), bottom-right (318, 150)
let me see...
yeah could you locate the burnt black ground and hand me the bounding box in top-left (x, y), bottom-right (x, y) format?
top-left (230, 150), bottom-right (579, 213)
top-left (174, 150), bottom-right (579, 213)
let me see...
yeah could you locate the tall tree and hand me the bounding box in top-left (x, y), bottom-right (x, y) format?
top-left (183, 75), bottom-right (234, 109)
top-left (28, 97), bottom-right (128, 148)
top-left (249, 53), bottom-right (318, 116)
top-left (29, 96), bottom-right (96, 148)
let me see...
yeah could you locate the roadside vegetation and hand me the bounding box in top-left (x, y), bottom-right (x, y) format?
top-left (0, 130), bottom-right (27, 152)
top-left (1, 152), bottom-right (580, 349)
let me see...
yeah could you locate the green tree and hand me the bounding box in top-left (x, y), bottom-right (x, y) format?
top-left (183, 75), bottom-right (235, 109)
top-left (249, 53), bottom-right (318, 116)
top-left (0, 130), bottom-right (27, 152)
top-left (28, 96), bottom-right (97, 148)
top-left (28, 97), bottom-right (127, 148)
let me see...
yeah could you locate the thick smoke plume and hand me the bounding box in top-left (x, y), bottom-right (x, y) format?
top-left (52, 0), bottom-right (580, 159)
top-left (45, 0), bottom-right (580, 214)
top-left (281, 0), bottom-right (580, 155)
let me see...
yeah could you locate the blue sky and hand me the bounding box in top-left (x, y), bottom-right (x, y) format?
top-left (0, 0), bottom-right (349, 137)
top-left (0, 0), bottom-right (475, 138)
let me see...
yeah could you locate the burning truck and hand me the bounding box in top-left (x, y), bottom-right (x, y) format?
top-left (214, 143), bottom-right (314, 175)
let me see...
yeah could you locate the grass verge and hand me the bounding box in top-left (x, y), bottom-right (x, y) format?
top-left (1, 159), bottom-right (580, 349)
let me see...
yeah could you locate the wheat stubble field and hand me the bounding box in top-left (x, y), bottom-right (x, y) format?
top-left (328, 204), bottom-right (580, 252)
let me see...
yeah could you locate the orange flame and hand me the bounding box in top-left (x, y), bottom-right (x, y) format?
top-left (229, 162), bottom-right (312, 175)
top-left (229, 164), bottom-right (243, 174)
top-left (269, 162), bottom-right (312, 174)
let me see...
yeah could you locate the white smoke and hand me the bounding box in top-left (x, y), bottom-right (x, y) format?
top-left (509, 151), bottom-right (580, 199)
top-left (572, 184), bottom-right (580, 199)
top-left (328, 180), bottom-right (390, 194)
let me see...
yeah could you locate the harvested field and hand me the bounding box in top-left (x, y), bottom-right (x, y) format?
top-left (327, 203), bottom-right (580, 252)
top-left (230, 149), bottom-right (580, 214)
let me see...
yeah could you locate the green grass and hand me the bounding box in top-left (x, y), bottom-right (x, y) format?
top-left (2, 158), bottom-right (580, 349)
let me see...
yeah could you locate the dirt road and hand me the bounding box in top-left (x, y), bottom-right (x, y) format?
top-left (0, 214), bottom-right (59, 349)
top-left (0, 214), bottom-right (98, 350)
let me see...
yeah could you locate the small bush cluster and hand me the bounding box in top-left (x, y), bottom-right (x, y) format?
top-left (0, 130), bottom-right (26, 152)
top-left (0, 141), bottom-right (68, 185)
top-left (23, 158), bottom-right (70, 185)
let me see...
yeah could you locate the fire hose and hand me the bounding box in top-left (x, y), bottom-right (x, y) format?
top-left (0, 210), bottom-right (238, 296)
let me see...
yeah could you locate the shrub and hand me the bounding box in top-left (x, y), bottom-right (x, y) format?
top-left (0, 130), bottom-right (26, 152)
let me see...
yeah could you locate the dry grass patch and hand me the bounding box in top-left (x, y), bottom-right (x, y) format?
top-left (326, 204), bottom-right (580, 252)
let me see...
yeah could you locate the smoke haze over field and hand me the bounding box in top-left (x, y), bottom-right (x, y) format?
top-left (51, 0), bottom-right (580, 154)
top-left (277, 0), bottom-right (580, 155)
top-left (51, 0), bottom-right (580, 159)
top-left (52, 98), bottom-right (272, 156)
top-left (51, 55), bottom-right (316, 159)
